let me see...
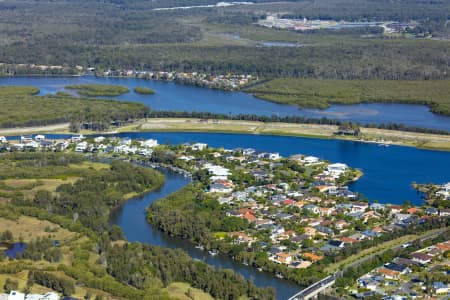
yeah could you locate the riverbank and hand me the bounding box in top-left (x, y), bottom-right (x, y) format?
top-left (120, 118), bottom-right (450, 151)
top-left (2, 118), bottom-right (450, 151)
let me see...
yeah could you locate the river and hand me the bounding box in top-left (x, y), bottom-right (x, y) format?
top-left (109, 170), bottom-right (301, 299)
top-left (5, 131), bottom-right (449, 299)
top-left (105, 132), bottom-right (448, 299)
top-left (1, 76), bottom-right (450, 131)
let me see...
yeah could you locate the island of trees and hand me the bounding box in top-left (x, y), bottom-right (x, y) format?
top-left (134, 87), bottom-right (155, 95)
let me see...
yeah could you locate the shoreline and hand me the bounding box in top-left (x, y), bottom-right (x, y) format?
top-left (1, 118), bottom-right (450, 151)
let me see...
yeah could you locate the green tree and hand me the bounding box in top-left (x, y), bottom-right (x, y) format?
top-left (3, 278), bottom-right (18, 293)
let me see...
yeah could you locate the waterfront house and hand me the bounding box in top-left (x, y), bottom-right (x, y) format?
top-left (71, 134), bottom-right (84, 142)
top-left (75, 141), bottom-right (88, 152)
top-left (140, 139), bottom-right (158, 148)
top-left (0, 136), bottom-right (6, 143)
top-left (34, 134), bottom-right (46, 141)
top-left (191, 143), bottom-right (208, 151)
top-left (326, 163), bottom-right (348, 177)
top-left (272, 252), bottom-right (293, 265)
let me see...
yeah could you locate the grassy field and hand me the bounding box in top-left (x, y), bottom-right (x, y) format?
top-left (0, 85), bottom-right (147, 128)
top-left (0, 216), bottom-right (75, 243)
top-left (65, 84), bottom-right (130, 97)
top-left (134, 87), bottom-right (155, 95)
top-left (118, 118), bottom-right (450, 151)
top-left (245, 79), bottom-right (450, 116)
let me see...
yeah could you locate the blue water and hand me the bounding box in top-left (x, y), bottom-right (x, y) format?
top-left (3, 242), bottom-right (26, 258)
top-left (115, 132), bottom-right (449, 205)
top-left (1, 76), bottom-right (450, 131)
top-left (18, 131), bottom-right (448, 204)
top-left (107, 132), bottom-right (449, 299)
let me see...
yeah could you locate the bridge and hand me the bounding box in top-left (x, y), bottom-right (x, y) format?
top-left (288, 274), bottom-right (337, 300)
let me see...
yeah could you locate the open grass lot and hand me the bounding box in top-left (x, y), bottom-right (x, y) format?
top-left (0, 216), bottom-right (75, 243)
top-left (0, 86), bottom-right (148, 128)
top-left (123, 118), bottom-right (450, 151)
top-left (246, 79), bottom-right (450, 116)
top-left (0, 179), bottom-right (79, 200)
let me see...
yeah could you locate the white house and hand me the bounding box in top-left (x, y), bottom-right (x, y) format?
top-left (191, 143), bottom-right (208, 151)
top-left (327, 163), bottom-right (348, 176)
top-left (433, 282), bottom-right (449, 295)
top-left (94, 136), bottom-right (106, 143)
top-left (0, 136), bottom-right (7, 143)
top-left (34, 134), bottom-right (46, 141)
top-left (203, 164), bottom-right (231, 177)
top-left (71, 134), bottom-right (84, 142)
top-left (209, 183), bottom-right (233, 193)
top-left (20, 135), bottom-right (33, 143)
top-left (140, 139), bottom-right (158, 148)
top-left (8, 291), bottom-right (25, 300)
top-left (75, 141), bottom-right (88, 152)
top-left (25, 292), bottom-right (59, 300)
top-left (303, 156), bottom-right (319, 164)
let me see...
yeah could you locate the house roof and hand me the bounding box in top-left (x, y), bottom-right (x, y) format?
top-left (411, 252), bottom-right (432, 261)
top-left (303, 252), bottom-right (323, 262)
top-left (378, 267), bottom-right (399, 277)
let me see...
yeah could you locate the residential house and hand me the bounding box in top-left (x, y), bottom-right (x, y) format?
top-left (8, 291), bottom-right (25, 300)
top-left (411, 252), bottom-right (432, 265)
top-left (209, 183), bottom-right (233, 193)
top-left (378, 267), bottom-right (399, 280)
top-left (303, 252), bottom-right (323, 263)
top-left (75, 142), bottom-right (88, 152)
top-left (432, 282), bottom-right (449, 295)
top-left (191, 143), bottom-right (208, 151)
top-left (140, 139), bottom-right (158, 148)
top-left (34, 134), bottom-right (46, 141)
top-left (272, 252), bottom-right (293, 265)
top-left (326, 163), bottom-right (348, 177)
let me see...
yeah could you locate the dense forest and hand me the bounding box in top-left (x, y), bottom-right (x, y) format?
top-left (0, 152), bottom-right (275, 299)
top-left (3, 152), bottom-right (164, 233)
top-left (0, 86), bottom-right (149, 129)
top-left (246, 79), bottom-right (450, 116)
top-left (0, 0), bottom-right (449, 79)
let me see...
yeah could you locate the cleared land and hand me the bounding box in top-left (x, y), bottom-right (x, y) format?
top-left (245, 79), bottom-right (450, 116)
top-left (121, 118), bottom-right (450, 151)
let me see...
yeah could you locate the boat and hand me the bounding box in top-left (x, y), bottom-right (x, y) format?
top-left (208, 250), bottom-right (218, 256)
top-left (194, 244), bottom-right (205, 250)
top-left (257, 267), bottom-right (263, 272)
top-left (276, 273), bottom-right (284, 279)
